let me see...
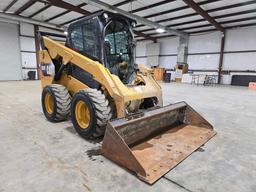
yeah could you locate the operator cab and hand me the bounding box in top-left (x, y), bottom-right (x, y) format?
top-left (66, 11), bottom-right (137, 84)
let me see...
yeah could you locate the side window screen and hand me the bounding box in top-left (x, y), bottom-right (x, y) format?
top-left (70, 26), bottom-right (83, 51)
top-left (82, 18), bottom-right (99, 58)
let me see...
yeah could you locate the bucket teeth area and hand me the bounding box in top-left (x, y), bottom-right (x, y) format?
top-left (102, 102), bottom-right (216, 184)
top-left (131, 124), bottom-right (216, 183)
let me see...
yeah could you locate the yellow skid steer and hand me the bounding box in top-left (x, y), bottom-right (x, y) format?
top-left (39, 11), bottom-right (216, 184)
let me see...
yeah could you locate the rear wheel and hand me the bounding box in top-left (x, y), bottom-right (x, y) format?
top-left (71, 88), bottom-right (112, 139)
top-left (42, 84), bottom-right (71, 122)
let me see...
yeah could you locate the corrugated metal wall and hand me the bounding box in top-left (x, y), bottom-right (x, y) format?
top-left (0, 22), bottom-right (22, 80)
top-left (19, 23), bottom-right (37, 80)
top-left (136, 27), bottom-right (256, 84)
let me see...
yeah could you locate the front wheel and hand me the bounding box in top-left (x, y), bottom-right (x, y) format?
top-left (71, 88), bottom-right (112, 139)
top-left (41, 84), bottom-right (71, 122)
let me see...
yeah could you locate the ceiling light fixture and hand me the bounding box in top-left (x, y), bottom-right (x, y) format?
top-left (156, 28), bottom-right (165, 33)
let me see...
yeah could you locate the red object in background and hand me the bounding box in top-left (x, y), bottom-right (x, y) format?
top-left (249, 82), bottom-right (256, 90)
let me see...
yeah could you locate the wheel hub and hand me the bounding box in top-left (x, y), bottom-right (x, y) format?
top-left (45, 92), bottom-right (54, 114)
top-left (75, 100), bottom-right (90, 128)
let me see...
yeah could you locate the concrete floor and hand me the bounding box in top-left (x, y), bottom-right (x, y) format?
top-left (0, 81), bottom-right (255, 192)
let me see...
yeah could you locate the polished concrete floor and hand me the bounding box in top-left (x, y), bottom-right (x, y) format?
top-left (0, 81), bottom-right (255, 192)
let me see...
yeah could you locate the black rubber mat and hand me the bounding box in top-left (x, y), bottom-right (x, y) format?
top-left (231, 75), bottom-right (256, 86)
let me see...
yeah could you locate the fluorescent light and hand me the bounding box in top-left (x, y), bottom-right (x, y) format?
top-left (103, 13), bottom-right (108, 19)
top-left (64, 31), bottom-right (68, 35)
top-left (156, 28), bottom-right (165, 33)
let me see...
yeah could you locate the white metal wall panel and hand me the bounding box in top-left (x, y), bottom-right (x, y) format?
top-left (221, 75), bottom-right (232, 85)
top-left (19, 22), bottom-right (37, 80)
top-left (137, 40), bottom-right (178, 68)
top-left (20, 50), bottom-right (37, 80)
top-left (0, 22), bottom-right (22, 80)
top-left (223, 53), bottom-right (256, 71)
top-left (146, 43), bottom-right (160, 56)
top-left (21, 52), bottom-right (37, 68)
top-left (147, 56), bottom-right (159, 67)
top-left (20, 23), bottom-right (34, 36)
top-left (20, 36), bottom-right (36, 52)
top-left (188, 32), bottom-right (221, 53)
top-left (136, 28), bottom-right (256, 78)
top-left (159, 56), bottom-right (177, 69)
top-left (146, 43), bottom-right (160, 67)
top-left (0, 18), bottom-right (18, 25)
top-left (187, 54), bottom-right (220, 70)
top-left (225, 28), bottom-right (256, 51)
top-left (136, 58), bottom-right (147, 65)
top-left (136, 41), bottom-right (147, 56)
top-left (159, 38), bottom-right (179, 55)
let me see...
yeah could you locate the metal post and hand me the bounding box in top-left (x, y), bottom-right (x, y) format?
top-left (177, 36), bottom-right (188, 65)
top-left (34, 25), bottom-right (40, 80)
top-left (218, 31), bottom-right (226, 84)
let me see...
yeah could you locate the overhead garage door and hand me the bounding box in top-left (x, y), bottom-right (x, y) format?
top-left (0, 22), bottom-right (22, 80)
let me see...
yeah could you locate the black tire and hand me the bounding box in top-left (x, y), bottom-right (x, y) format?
top-left (41, 84), bottom-right (71, 122)
top-left (71, 88), bottom-right (112, 139)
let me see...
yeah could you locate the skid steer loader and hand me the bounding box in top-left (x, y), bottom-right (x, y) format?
top-left (39, 11), bottom-right (216, 184)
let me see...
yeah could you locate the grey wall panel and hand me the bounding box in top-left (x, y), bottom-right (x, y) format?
top-left (147, 56), bottom-right (159, 67)
top-left (187, 54), bottom-right (220, 70)
top-left (20, 23), bottom-right (34, 36)
top-left (20, 36), bottom-right (35, 52)
top-left (146, 43), bottom-right (160, 56)
top-left (159, 56), bottom-right (177, 69)
top-left (223, 52), bottom-right (256, 71)
top-left (136, 41), bottom-right (148, 57)
top-left (21, 52), bottom-right (37, 68)
top-left (0, 22), bottom-right (22, 80)
top-left (159, 37), bottom-right (179, 55)
top-left (225, 28), bottom-right (256, 51)
top-left (136, 28), bottom-right (256, 76)
top-left (136, 57), bottom-right (147, 65)
top-left (188, 32), bottom-right (221, 53)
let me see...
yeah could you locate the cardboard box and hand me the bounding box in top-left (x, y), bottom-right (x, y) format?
top-left (152, 68), bottom-right (164, 81)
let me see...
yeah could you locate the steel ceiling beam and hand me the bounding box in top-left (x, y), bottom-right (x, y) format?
top-left (162, 9), bottom-right (256, 29)
top-left (60, 17), bottom-right (82, 26)
top-left (84, 0), bottom-right (188, 38)
top-left (130, 0), bottom-right (176, 13)
top-left (28, 4), bottom-right (52, 18)
top-left (145, 0), bottom-right (220, 19)
top-left (45, 0), bottom-right (91, 16)
top-left (139, 23), bottom-right (256, 40)
top-left (138, 8), bottom-right (256, 33)
top-left (182, 0), bottom-right (224, 32)
top-left (135, 0), bottom-right (256, 28)
top-left (44, 2), bottom-right (87, 22)
top-left (15, 0), bottom-right (37, 15)
top-left (38, 0), bottom-right (157, 41)
top-left (0, 12), bottom-right (65, 30)
top-left (3, 0), bottom-right (19, 12)
top-left (140, 16), bottom-right (256, 36)
top-left (133, 31), bottom-right (157, 43)
top-left (113, 0), bottom-right (134, 7)
top-left (58, 0), bottom-right (146, 25)
top-left (30, 0), bottom-right (132, 21)
top-left (58, 0), bottom-right (176, 26)
top-left (189, 23), bottom-right (256, 35)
